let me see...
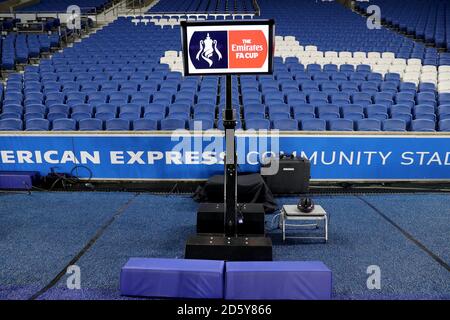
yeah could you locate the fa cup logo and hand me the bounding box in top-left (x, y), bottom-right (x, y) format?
top-left (195, 33), bottom-right (223, 67)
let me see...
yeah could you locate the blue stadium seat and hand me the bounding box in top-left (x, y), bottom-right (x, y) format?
top-left (3, 104), bottom-right (23, 114)
top-left (410, 119), bottom-right (436, 132)
top-left (391, 113), bottom-right (413, 126)
top-left (269, 112), bottom-right (290, 121)
top-left (365, 105), bottom-right (388, 119)
top-left (189, 119), bottom-right (215, 130)
top-left (317, 105), bottom-right (340, 119)
top-left (106, 119), bottom-right (130, 131)
top-left (390, 104), bottom-right (412, 115)
top-left (245, 119), bottom-right (270, 130)
top-left (25, 112), bottom-right (44, 121)
top-left (300, 119), bottom-right (326, 131)
top-left (25, 104), bottom-right (46, 114)
top-left (194, 110), bottom-right (215, 120)
top-left (95, 112), bottom-right (116, 121)
top-left (328, 119), bottom-right (354, 131)
top-left (71, 112), bottom-right (91, 121)
top-left (382, 119), bottom-right (406, 132)
top-left (119, 112), bottom-right (140, 121)
top-left (244, 111), bottom-right (265, 120)
top-left (438, 105), bottom-right (450, 119)
top-left (0, 118), bottom-right (22, 130)
top-left (52, 118), bottom-right (77, 131)
top-left (48, 104), bottom-right (70, 114)
top-left (25, 119), bottom-right (50, 131)
top-left (72, 104), bottom-right (93, 115)
top-left (355, 119), bottom-right (381, 131)
top-left (1, 112), bottom-right (21, 120)
top-left (272, 119), bottom-right (298, 131)
top-left (133, 119), bottom-right (158, 131)
top-left (438, 119), bottom-right (450, 132)
top-left (414, 104), bottom-right (435, 116)
top-left (47, 112), bottom-right (68, 122)
top-left (160, 118), bottom-right (186, 130)
top-left (79, 118), bottom-right (103, 131)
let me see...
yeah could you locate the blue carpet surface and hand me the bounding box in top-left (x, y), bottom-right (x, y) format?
top-left (361, 194), bottom-right (450, 264)
top-left (272, 195), bottom-right (450, 299)
top-left (0, 191), bottom-right (449, 300)
top-left (0, 191), bottom-right (137, 299)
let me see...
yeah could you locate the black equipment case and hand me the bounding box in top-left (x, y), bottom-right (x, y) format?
top-left (263, 155), bottom-right (311, 194)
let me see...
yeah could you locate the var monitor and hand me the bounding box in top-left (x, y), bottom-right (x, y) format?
top-left (180, 20), bottom-right (275, 76)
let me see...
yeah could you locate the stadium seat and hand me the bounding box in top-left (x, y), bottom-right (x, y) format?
top-left (300, 119), bottom-right (326, 131)
top-left (382, 119), bottom-right (407, 132)
top-left (410, 119), bottom-right (436, 132)
top-left (355, 119), bottom-right (381, 131)
top-left (272, 119), bottom-right (298, 131)
top-left (106, 119), bottom-right (131, 131)
top-left (3, 104), bottom-right (23, 114)
top-left (52, 118), bottom-right (77, 131)
top-left (79, 118), bottom-right (103, 131)
top-left (47, 112), bottom-right (68, 122)
top-left (328, 119), bottom-right (354, 131)
top-left (26, 104), bottom-right (46, 114)
top-left (189, 119), bottom-right (215, 130)
top-left (95, 112), bottom-right (116, 121)
top-left (160, 118), bottom-right (186, 130)
top-left (438, 119), bottom-right (450, 132)
top-left (0, 119), bottom-right (22, 130)
top-left (25, 112), bottom-right (44, 121)
top-left (25, 119), bottom-right (50, 131)
top-left (133, 119), bottom-right (158, 130)
top-left (71, 112), bottom-right (92, 122)
top-left (119, 112), bottom-right (141, 121)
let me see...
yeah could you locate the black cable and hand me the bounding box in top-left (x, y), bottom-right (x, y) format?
top-left (33, 165), bottom-right (95, 192)
top-left (356, 195), bottom-right (450, 272)
top-left (165, 182), bottom-right (179, 197)
top-left (29, 193), bottom-right (140, 300)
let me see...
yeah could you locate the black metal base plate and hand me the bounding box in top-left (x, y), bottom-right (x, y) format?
top-left (185, 234), bottom-right (273, 261)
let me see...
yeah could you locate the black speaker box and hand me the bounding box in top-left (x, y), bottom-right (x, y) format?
top-left (185, 234), bottom-right (273, 261)
top-left (264, 156), bottom-right (310, 194)
top-left (197, 203), bottom-right (265, 235)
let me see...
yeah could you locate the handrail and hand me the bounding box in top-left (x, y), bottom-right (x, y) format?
top-left (101, 0), bottom-right (123, 16)
top-left (122, 0), bottom-right (146, 16)
top-left (142, 11), bottom-right (255, 15)
top-left (252, 0), bottom-right (261, 16)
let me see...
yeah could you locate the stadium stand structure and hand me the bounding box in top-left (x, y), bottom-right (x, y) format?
top-left (355, 0), bottom-right (450, 51)
top-left (1, 0), bottom-right (450, 132)
top-left (148, 0), bottom-right (256, 13)
top-left (1, 33), bottom-right (61, 70)
top-left (16, 0), bottom-right (113, 13)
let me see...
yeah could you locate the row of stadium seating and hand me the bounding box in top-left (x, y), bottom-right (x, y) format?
top-left (1, 102), bottom-right (449, 126)
top-left (355, 0), bottom-right (450, 49)
top-left (149, 0), bottom-right (256, 13)
top-left (16, 0), bottom-right (112, 13)
top-left (1, 33), bottom-right (61, 69)
top-left (1, 0), bottom-right (449, 132)
top-left (1, 117), bottom-right (449, 132)
top-left (3, 71), bottom-right (449, 104)
top-left (259, 0), bottom-right (449, 65)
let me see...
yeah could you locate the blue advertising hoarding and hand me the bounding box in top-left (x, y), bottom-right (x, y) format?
top-left (1, 132), bottom-right (450, 181)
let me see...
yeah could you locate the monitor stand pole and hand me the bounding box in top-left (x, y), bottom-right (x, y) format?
top-left (223, 74), bottom-right (237, 237)
top-left (185, 75), bottom-right (272, 261)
